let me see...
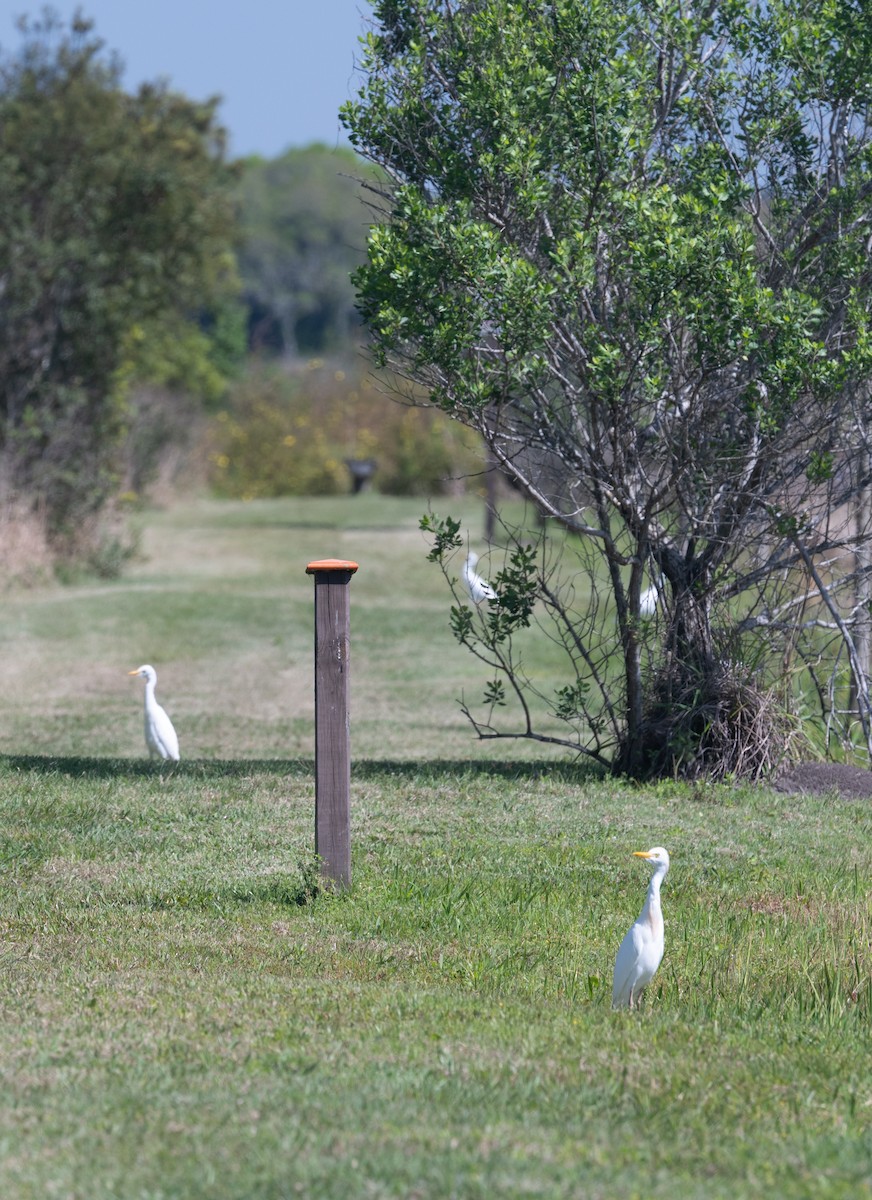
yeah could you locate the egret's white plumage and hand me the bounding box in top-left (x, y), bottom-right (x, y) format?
top-left (462, 551), bottom-right (498, 604)
top-left (639, 584), bottom-right (659, 617)
top-left (128, 664), bottom-right (180, 762)
top-left (639, 574), bottom-right (668, 616)
top-left (612, 846), bottom-right (670, 1009)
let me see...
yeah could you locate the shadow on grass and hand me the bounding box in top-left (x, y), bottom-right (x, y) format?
top-left (0, 754), bottom-right (604, 785)
top-left (0, 755), bottom-right (312, 780)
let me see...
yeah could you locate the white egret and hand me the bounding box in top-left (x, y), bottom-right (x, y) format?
top-left (639, 584), bottom-right (659, 617)
top-left (462, 551), bottom-right (498, 605)
top-left (612, 846), bottom-right (670, 1009)
top-left (128, 664), bottom-right (180, 762)
top-left (639, 576), bottom-right (667, 617)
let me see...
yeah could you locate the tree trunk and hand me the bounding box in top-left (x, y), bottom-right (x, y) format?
top-left (617, 559), bottom-right (720, 778)
top-left (851, 445), bottom-right (872, 717)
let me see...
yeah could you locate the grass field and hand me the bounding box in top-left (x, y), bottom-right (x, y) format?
top-left (0, 495), bottom-right (870, 1199)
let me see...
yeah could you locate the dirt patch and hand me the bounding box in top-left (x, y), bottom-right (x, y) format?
top-left (773, 761), bottom-right (872, 798)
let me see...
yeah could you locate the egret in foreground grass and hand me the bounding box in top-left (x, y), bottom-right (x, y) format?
top-left (612, 846), bottom-right (670, 1009)
top-left (128, 664), bottom-right (180, 762)
top-left (462, 551), bottom-right (498, 605)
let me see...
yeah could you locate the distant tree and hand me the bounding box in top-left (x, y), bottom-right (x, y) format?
top-left (0, 11), bottom-right (238, 553)
top-left (235, 144), bottom-right (381, 356)
top-left (344, 0), bottom-right (872, 777)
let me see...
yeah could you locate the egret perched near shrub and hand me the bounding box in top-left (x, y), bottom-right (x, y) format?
top-left (639, 583), bottom-right (659, 617)
top-left (639, 574), bottom-right (668, 616)
top-left (128, 664), bottom-right (180, 762)
top-left (612, 846), bottom-right (670, 1009)
top-left (462, 551), bottom-right (498, 604)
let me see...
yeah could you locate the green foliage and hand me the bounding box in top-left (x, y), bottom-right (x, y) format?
top-left (346, 0), bottom-right (869, 414)
top-left (117, 320), bottom-right (229, 411)
top-left (806, 449), bottom-right (836, 484)
top-left (449, 601), bottom-right (475, 644)
top-left (235, 144), bottom-right (383, 356)
top-left (200, 294), bottom-right (251, 385)
top-left (482, 677), bottom-right (507, 706)
top-left (117, 293), bottom-right (248, 410)
top-left (208, 361), bottom-right (482, 498)
top-left (344, 0), bottom-right (872, 776)
top-left (419, 511), bottom-right (463, 560)
top-left (0, 12), bottom-right (238, 548)
top-left (554, 679), bottom-right (592, 722)
top-left (486, 542), bottom-right (538, 635)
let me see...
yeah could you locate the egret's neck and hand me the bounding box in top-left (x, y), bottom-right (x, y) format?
top-left (645, 866), bottom-right (667, 913)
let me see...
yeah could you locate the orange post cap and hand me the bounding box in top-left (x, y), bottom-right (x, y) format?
top-left (305, 559), bottom-right (359, 574)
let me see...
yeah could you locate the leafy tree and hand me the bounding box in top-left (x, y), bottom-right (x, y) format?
top-left (344, 0), bottom-right (872, 777)
top-left (0, 11), bottom-right (238, 551)
top-left (235, 145), bottom-right (382, 356)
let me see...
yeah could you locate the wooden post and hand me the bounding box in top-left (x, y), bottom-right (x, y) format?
top-left (305, 559), bottom-right (359, 888)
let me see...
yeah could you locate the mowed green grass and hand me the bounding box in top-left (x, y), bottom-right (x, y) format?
top-left (0, 494), bottom-right (569, 763)
top-left (0, 495), bottom-right (869, 1199)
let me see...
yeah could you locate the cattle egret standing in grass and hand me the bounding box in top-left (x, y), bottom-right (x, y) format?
top-left (612, 846), bottom-right (670, 1009)
top-left (128, 664), bottom-right (180, 762)
top-left (462, 551), bottom-right (498, 604)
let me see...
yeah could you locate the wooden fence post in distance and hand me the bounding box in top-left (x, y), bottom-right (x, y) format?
top-left (305, 558), bottom-right (359, 889)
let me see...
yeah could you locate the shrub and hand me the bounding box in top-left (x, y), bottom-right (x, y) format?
top-left (207, 360), bottom-right (482, 498)
top-left (0, 14), bottom-right (237, 548)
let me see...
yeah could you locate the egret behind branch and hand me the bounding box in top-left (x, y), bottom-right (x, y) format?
top-left (462, 551), bottom-right (498, 604)
top-left (639, 574), bottom-right (667, 616)
top-left (128, 664), bottom-right (180, 762)
top-left (612, 846), bottom-right (670, 1009)
top-left (640, 584), bottom-right (659, 617)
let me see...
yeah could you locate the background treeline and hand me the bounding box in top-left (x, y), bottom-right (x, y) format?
top-left (0, 13), bottom-right (482, 581)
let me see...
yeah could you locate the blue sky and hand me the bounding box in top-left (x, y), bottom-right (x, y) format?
top-left (0, 1), bottom-right (375, 159)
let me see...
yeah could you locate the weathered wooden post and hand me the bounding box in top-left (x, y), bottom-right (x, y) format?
top-left (305, 558), bottom-right (358, 889)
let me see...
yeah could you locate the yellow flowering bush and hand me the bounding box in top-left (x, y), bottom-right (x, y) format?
top-left (208, 361), bottom-right (482, 497)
